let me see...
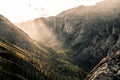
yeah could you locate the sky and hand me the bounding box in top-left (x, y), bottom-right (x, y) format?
top-left (0, 0), bottom-right (104, 22)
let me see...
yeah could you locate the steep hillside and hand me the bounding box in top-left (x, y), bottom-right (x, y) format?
top-left (86, 50), bottom-right (120, 80)
top-left (0, 14), bottom-right (49, 55)
top-left (17, 0), bottom-right (120, 72)
top-left (0, 43), bottom-right (49, 80)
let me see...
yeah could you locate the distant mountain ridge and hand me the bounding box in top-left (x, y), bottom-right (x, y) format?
top-left (17, 0), bottom-right (120, 72)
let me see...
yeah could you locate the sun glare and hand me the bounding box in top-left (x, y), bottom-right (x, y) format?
top-left (0, 0), bottom-right (104, 22)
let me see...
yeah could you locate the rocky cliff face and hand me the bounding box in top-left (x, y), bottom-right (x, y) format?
top-left (17, 0), bottom-right (120, 72)
top-left (86, 50), bottom-right (120, 80)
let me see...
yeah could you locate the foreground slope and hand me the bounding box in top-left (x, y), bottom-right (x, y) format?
top-left (0, 42), bottom-right (49, 80)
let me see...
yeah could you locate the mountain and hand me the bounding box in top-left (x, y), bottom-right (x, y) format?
top-left (0, 15), bottom-right (87, 80)
top-left (17, 0), bottom-right (120, 72)
top-left (86, 50), bottom-right (120, 80)
top-left (16, 18), bottom-right (62, 49)
top-left (0, 14), bottom-right (52, 80)
top-left (1, 0), bottom-right (120, 80)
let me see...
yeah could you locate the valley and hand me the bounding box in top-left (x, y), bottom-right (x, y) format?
top-left (0, 0), bottom-right (120, 80)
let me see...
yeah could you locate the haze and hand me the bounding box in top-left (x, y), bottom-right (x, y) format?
top-left (0, 0), bottom-right (104, 22)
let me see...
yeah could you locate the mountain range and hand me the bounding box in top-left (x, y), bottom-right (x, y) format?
top-left (0, 0), bottom-right (120, 80)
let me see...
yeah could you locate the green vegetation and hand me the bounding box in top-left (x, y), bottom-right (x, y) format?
top-left (0, 42), bottom-right (87, 80)
top-left (0, 44), bottom-right (49, 80)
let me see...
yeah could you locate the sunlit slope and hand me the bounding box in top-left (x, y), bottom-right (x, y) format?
top-left (0, 42), bottom-right (49, 80)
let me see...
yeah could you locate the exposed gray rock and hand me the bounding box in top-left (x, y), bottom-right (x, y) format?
top-left (86, 50), bottom-right (120, 80)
